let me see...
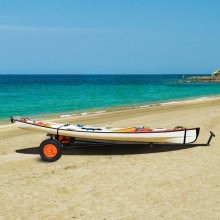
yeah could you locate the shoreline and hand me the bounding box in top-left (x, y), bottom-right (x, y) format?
top-left (2, 94), bottom-right (220, 126)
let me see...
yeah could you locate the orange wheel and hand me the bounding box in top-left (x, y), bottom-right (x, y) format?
top-left (39, 139), bottom-right (62, 162)
top-left (43, 144), bottom-right (58, 158)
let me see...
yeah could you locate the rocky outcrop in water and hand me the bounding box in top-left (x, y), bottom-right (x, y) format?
top-left (178, 69), bottom-right (220, 83)
top-left (212, 69), bottom-right (220, 78)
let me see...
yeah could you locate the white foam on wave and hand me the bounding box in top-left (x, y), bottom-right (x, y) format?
top-left (195, 97), bottom-right (208, 101)
top-left (81, 112), bottom-right (88, 115)
top-left (94, 111), bottom-right (106, 114)
top-left (139, 105), bottom-right (150, 108)
top-left (160, 101), bottom-right (178, 106)
top-left (60, 114), bottom-right (72, 118)
top-left (159, 96), bottom-right (215, 106)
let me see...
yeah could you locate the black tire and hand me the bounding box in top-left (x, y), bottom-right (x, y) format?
top-left (39, 139), bottom-right (63, 162)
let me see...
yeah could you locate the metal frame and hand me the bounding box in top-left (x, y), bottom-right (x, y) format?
top-left (206, 131), bottom-right (215, 146)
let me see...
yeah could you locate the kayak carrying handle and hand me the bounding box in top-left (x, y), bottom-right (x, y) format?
top-left (206, 131), bottom-right (215, 146)
top-left (56, 124), bottom-right (69, 138)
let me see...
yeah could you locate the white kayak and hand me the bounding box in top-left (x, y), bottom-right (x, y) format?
top-left (11, 117), bottom-right (200, 144)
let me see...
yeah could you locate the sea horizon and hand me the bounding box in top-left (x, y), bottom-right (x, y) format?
top-left (0, 73), bottom-right (211, 75)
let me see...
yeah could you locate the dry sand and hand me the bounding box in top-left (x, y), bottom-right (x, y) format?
top-left (0, 98), bottom-right (220, 219)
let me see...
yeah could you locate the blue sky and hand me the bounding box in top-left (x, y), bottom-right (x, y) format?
top-left (0, 0), bottom-right (219, 74)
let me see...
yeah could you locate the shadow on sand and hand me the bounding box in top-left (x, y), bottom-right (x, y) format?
top-left (16, 141), bottom-right (207, 156)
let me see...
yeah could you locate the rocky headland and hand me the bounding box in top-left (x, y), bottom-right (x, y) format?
top-left (178, 69), bottom-right (220, 83)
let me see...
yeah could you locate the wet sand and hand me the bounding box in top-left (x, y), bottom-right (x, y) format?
top-left (0, 98), bottom-right (220, 219)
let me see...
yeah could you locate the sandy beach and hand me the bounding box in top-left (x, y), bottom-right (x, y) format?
top-left (0, 97), bottom-right (220, 220)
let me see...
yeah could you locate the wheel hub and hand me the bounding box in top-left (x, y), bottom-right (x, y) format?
top-left (43, 144), bottom-right (57, 158)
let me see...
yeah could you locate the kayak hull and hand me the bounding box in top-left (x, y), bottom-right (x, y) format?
top-left (13, 120), bottom-right (200, 144)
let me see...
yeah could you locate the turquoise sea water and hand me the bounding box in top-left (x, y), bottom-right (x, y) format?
top-left (0, 74), bottom-right (220, 120)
